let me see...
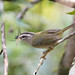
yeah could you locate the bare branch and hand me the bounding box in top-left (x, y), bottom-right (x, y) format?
top-left (17, 0), bottom-right (42, 19)
top-left (33, 58), bottom-right (44, 75)
top-left (0, 49), bottom-right (3, 55)
top-left (51, 0), bottom-right (75, 8)
top-left (69, 57), bottom-right (75, 75)
top-left (1, 22), bottom-right (8, 75)
top-left (33, 31), bottom-right (75, 75)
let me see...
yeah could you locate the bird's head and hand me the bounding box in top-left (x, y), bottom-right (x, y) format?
top-left (15, 32), bottom-right (34, 44)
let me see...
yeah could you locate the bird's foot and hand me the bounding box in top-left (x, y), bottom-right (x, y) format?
top-left (40, 46), bottom-right (54, 59)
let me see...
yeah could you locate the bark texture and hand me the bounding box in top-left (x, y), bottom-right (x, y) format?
top-left (1, 22), bottom-right (8, 75)
top-left (50, 0), bottom-right (75, 8)
top-left (69, 57), bottom-right (75, 75)
top-left (57, 16), bottom-right (75, 75)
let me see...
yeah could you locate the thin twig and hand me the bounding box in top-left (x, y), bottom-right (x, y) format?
top-left (0, 49), bottom-right (3, 55)
top-left (1, 22), bottom-right (8, 75)
top-left (33, 31), bottom-right (75, 75)
top-left (33, 58), bottom-right (44, 75)
top-left (17, 0), bottom-right (42, 19)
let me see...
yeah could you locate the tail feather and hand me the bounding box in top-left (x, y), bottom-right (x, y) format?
top-left (61, 22), bottom-right (75, 32)
top-left (55, 22), bottom-right (75, 36)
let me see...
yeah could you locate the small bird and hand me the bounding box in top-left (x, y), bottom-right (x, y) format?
top-left (15, 23), bottom-right (75, 58)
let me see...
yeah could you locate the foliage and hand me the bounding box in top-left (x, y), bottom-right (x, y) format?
top-left (4, 1), bottom-right (21, 12)
top-left (67, 9), bottom-right (75, 15)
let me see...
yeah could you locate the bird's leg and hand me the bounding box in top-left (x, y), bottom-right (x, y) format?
top-left (41, 46), bottom-right (54, 59)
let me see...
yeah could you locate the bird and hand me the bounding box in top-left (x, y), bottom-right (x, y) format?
top-left (15, 23), bottom-right (75, 58)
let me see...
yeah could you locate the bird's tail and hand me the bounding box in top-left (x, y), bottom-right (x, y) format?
top-left (55, 22), bottom-right (75, 36)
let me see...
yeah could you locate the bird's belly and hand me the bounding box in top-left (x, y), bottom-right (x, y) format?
top-left (31, 41), bottom-right (56, 49)
top-left (32, 45), bottom-right (52, 48)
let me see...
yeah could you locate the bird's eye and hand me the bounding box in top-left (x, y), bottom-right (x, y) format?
top-left (22, 36), bottom-right (25, 38)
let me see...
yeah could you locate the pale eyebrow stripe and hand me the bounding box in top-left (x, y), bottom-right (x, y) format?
top-left (21, 32), bottom-right (34, 35)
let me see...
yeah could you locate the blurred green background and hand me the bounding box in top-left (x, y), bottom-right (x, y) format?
top-left (0, 0), bottom-right (74, 75)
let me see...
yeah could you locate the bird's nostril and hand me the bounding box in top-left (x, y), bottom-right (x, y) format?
top-left (15, 36), bottom-right (18, 39)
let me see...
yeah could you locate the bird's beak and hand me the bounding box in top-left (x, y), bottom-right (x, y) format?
top-left (16, 38), bottom-right (20, 47)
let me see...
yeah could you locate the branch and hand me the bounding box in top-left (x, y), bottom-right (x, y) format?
top-left (56, 31), bottom-right (75, 45)
top-left (33, 58), bottom-right (44, 75)
top-left (33, 31), bottom-right (75, 75)
top-left (69, 57), bottom-right (75, 75)
top-left (0, 49), bottom-right (3, 55)
top-left (17, 0), bottom-right (42, 19)
top-left (51, 0), bottom-right (75, 8)
top-left (1, 22), bottom-right (8, 75)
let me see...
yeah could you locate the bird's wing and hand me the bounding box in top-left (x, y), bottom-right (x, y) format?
top-left (42, 29), bottom-right (62, 34)
top-left (32, 34), bottom-right (61, 48)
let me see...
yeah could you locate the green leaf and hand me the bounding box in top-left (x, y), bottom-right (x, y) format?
top-left (67, 10), bottom-right (75, 15)
top-left (4, 1), bottom-right (21, 12)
